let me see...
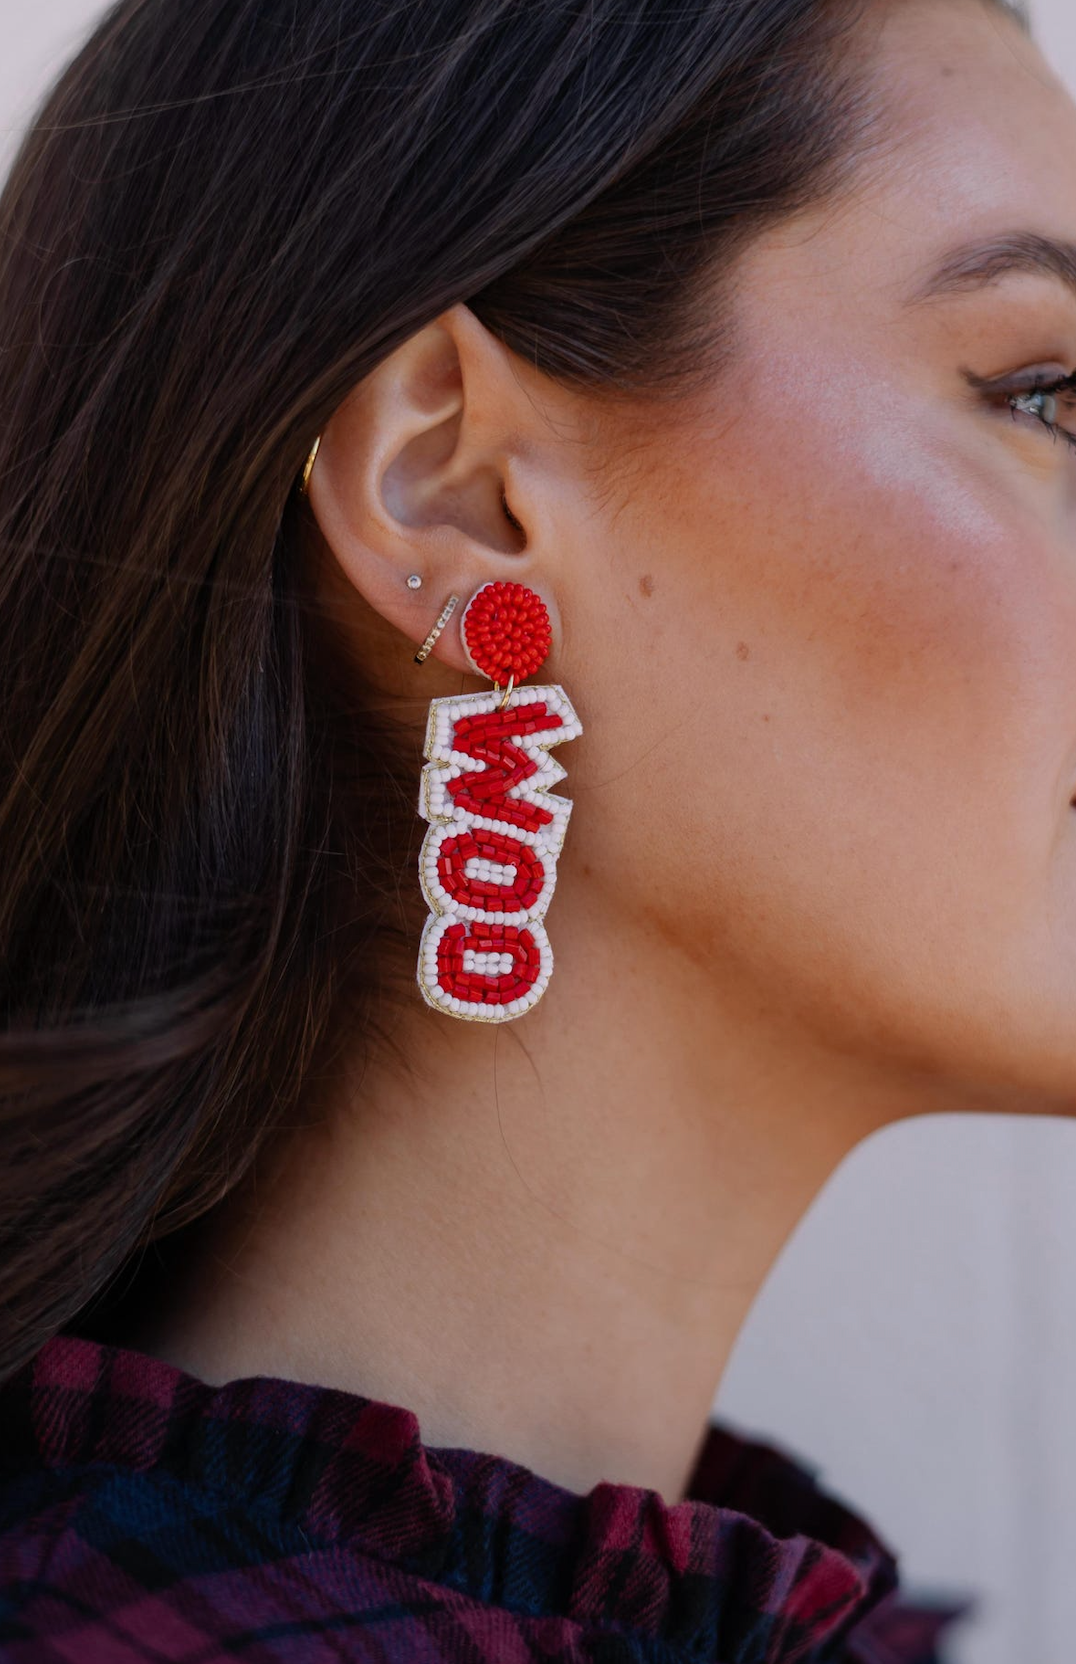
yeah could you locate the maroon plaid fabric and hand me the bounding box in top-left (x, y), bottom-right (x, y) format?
top-left (0, 1333), bottom-right (977, 1662)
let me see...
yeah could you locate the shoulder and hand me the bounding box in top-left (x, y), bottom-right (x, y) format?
top-left (0, 1464), bottom-right (606, 1663)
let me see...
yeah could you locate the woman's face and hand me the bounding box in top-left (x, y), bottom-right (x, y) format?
top-left (563, 0), bottom-right (1076, 1109)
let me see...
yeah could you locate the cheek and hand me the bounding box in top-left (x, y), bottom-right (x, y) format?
top-left (573, 380), bottom-right (1076, 1082)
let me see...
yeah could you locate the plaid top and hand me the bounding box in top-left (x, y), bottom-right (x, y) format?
top-left (0, 1332), bottom-right (976, 1663)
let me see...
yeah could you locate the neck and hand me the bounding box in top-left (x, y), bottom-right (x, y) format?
top-left (128, 861), bottom-right (925, 1503)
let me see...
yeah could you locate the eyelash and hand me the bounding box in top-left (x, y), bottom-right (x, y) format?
top-left (999, 371), bottom-right (1076, 454)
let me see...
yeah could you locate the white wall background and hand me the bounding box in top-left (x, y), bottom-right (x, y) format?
top-left (2, 5), bottom-right (1075, 1662)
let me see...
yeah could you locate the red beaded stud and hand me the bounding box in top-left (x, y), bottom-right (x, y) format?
top-left (460, 581), bottom-right (552, 689)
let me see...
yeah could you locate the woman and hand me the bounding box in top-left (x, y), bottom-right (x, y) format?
top-left (0, 0), bottom-right (1067, 1655)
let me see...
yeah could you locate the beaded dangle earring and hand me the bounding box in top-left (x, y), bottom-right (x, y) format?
top-left (413, 580), bottom-right (582, 1022)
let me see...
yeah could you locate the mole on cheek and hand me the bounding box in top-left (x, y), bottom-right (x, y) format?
top-left (736, 641), bottom-right (751, 661)
top-left (638, 573), bottom-right (654, 598)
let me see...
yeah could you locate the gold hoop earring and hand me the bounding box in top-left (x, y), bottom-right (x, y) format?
top-left (298, 435), bottom-right (322, 497)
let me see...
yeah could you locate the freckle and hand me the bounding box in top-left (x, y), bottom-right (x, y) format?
top-left (582, 862), bottom-right (592, 876)
top-left (639, 573), bottom-right (654, 598)
top-left (940, 64), bottom-right (955, 77)
top-left (736, 641), bottom-right (750, 661)
top-left (762, 713), bottom-right (771, 723)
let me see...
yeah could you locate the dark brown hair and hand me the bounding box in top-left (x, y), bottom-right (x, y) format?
top-left (0, 0), bottom-right (1029, 1382)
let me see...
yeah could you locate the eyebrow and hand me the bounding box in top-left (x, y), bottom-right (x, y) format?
top-left (907, 233), bottom-right (1076, 310)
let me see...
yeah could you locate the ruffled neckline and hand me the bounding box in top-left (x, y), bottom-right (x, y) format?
top-left (7, 1331), bottom-right (971, 1663)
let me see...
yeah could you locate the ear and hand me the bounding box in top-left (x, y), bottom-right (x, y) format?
top-left (302, 303), bottom-right (564, 678)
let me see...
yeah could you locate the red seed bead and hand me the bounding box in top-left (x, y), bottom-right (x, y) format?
top-left (460, 581), bottom-right (552, 687)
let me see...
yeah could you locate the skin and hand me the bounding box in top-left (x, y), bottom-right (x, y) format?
top-left (131, 0), bottom-right (1076, 1503)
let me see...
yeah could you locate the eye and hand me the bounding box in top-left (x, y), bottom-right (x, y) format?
top-left (1002, 373), bottom-right (1076, 454)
